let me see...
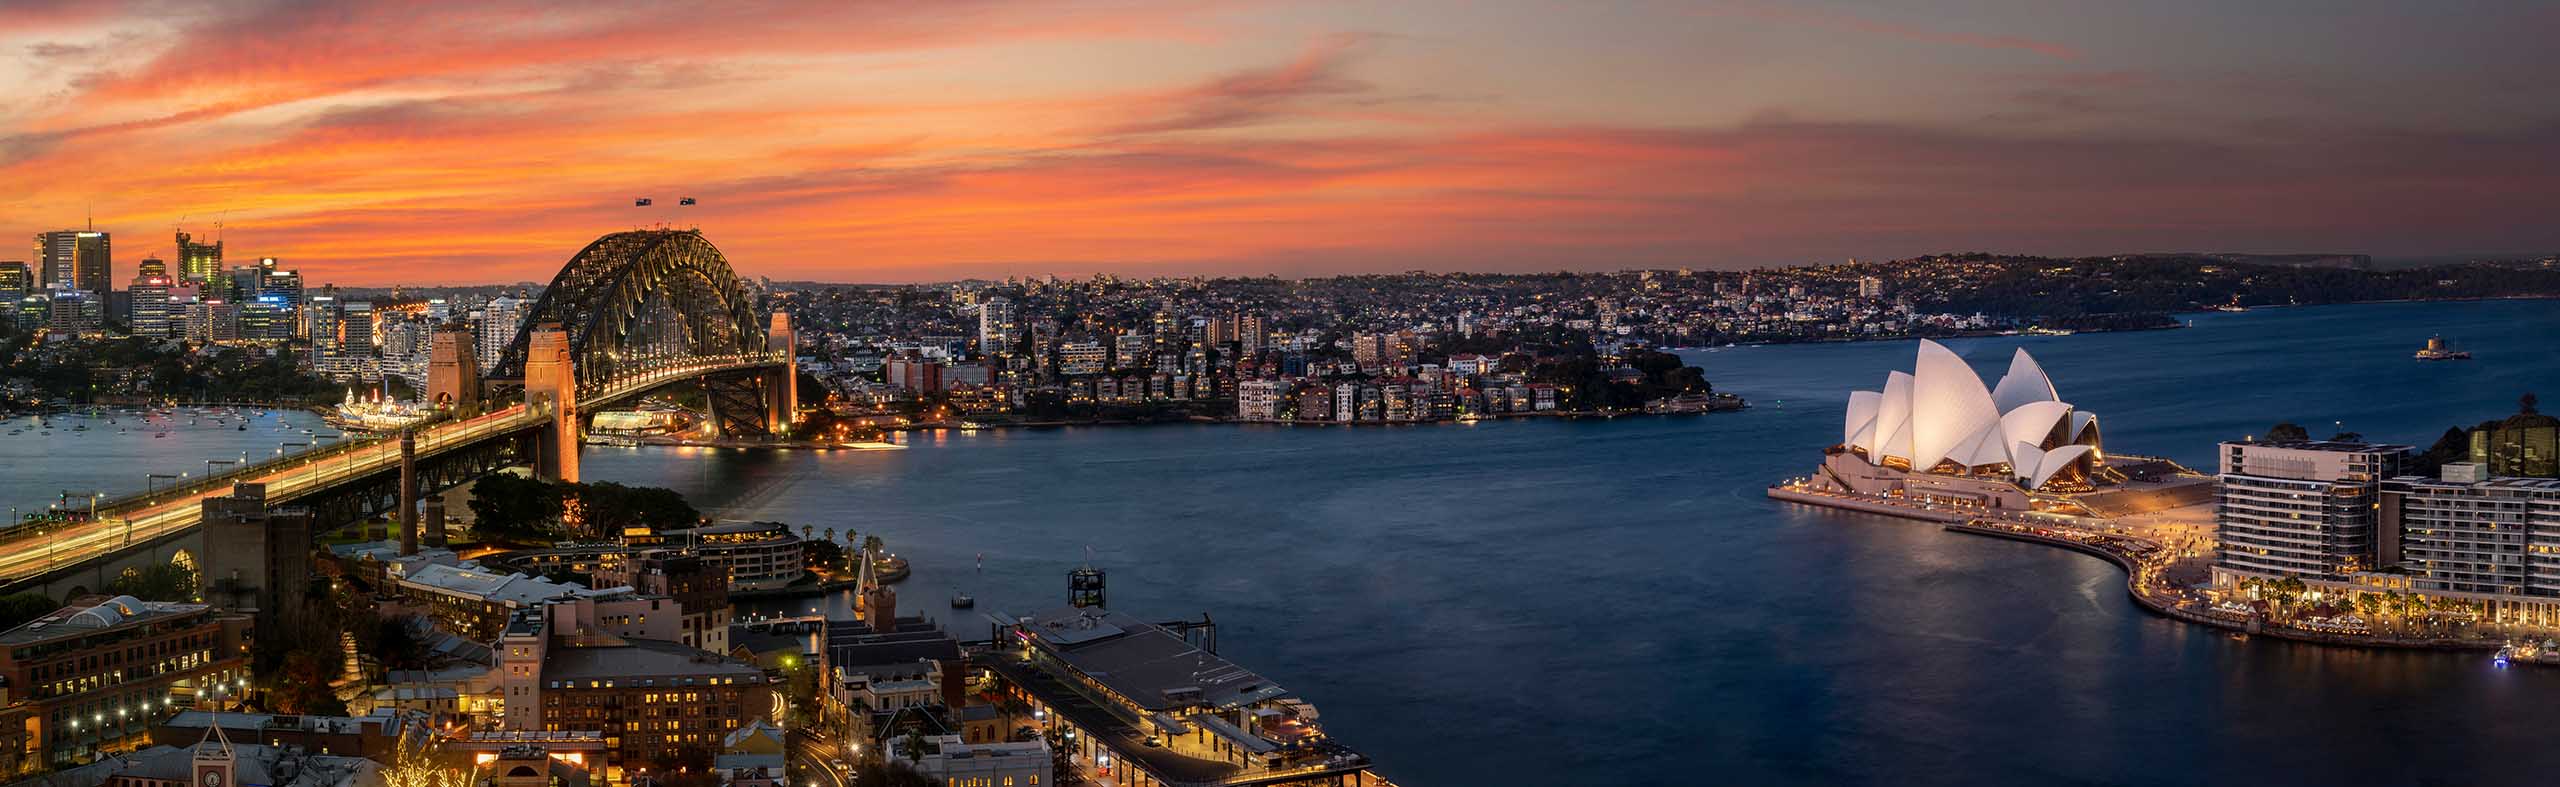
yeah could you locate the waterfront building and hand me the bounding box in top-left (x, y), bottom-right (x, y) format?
top-left (2215, 439), bottom-right (2408, 578)
top-left (494, 600), bottom-right (772, 775)
top-left (1237, 379), bottom-right (1292, 421)
top-left (885, 350), bottom-right (945, 393)
top-left (2470, 396), bottom-right (2559, 478)
top-left (983, 606), bottom-right (1380, 786)
top-left (645, 521), bottom-right (804, 590)
top-left (0, 596), bottom-right (252, 772)
top-left (888, 734), bottom-right (1051, 787)
top-left (34, 230), bottom-right (110, 296)
top-left (2380, 464), bottom-right (2560, 596)
top-left (175, 230), bottom-right (222, 285)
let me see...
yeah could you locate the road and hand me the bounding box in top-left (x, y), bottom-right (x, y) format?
top-left (789, 729), bottom-right (850, 787)
top-left (0, 353), bottom-right (785, 586)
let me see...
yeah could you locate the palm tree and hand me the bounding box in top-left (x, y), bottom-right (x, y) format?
top-left (822, 528), bottom-right (836, 543)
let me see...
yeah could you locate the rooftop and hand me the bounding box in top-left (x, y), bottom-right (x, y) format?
top-left (543, 636), bottom-right (765, 683)
top-left (1019, 606), bottom-right (1290, 712)
top-left (0, 595), bottom-right (210, 645)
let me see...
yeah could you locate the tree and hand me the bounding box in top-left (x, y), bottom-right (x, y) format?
top-left (862, 535), bottom-right (885, 556)
top-left (2265, 422), bottom-right (2311, 442)
top-left (569, 481), bottom-right (697, 538)
top-left (0, 592), bottom-right (57, 630)
top-left (108, 562), bottom-right (199, 602)
top-left (467, 473), bottom-right (565, 543)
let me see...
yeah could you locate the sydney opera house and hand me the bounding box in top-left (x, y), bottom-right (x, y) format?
top-left (1787, 340), bottom-right (2205, 517)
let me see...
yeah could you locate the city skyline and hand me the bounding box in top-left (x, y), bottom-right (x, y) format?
top-left (5, 1), bottom-right (2558, 286)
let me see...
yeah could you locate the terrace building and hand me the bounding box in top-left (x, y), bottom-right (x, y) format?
top-left (0, 596), bottom-right (251, 772)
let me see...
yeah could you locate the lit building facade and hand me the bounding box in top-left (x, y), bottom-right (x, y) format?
top-left (2215, 439), bottom-right (2408, 577)
top-left (0, 596), bottom-right (251, 773)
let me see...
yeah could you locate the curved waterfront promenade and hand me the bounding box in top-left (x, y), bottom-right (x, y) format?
top-left (1770, 484), bottom-right (2501, 653)
top-left (1938, 516), bottom-right (2499, 653)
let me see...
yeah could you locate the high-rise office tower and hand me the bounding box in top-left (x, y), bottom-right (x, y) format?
top-left (176, 230), bottom-right (223, 285)
top-left (253, 258), bottom-right (304, 338)
top-left (130, 267), bottom-right (176, 338)
top-left (0, 261), bottom-right (28, 303)
top-left (34, 230), bottom-right (110, 295)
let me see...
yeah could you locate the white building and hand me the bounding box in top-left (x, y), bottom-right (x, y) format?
top-left (978, 297), bottom-right (1017, 354)
top-left (478, 296), bottom-right (529, 374)
top-left (1237, 379), bottom-right (1292, 421)
top-left (889, 734), bottom-right (1051, 787)
top-left (2216, 439), bottom-right (2408, 577)
top-left (2383, 465), bottom-right (2560, 595)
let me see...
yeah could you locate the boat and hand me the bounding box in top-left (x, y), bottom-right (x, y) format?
top-left (326, 388), bottom-right (433, 433)
top-left (2215, 304), bottom-right (2248, 313)
top-left (2495, 645), bottom-right (2516, 668)
top-left (950, 591), bottom-right (974, 609)
top-left (2414, 335), bottom-right (2472, 361)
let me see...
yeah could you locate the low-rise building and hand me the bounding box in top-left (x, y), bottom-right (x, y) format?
top-left (496, 600), bottom-right (773, 777)
top-left (983, 606), bottom-right (1380, 787)
top-left (0, 596), bottom-right (251, 773)
top-left (888, 734), bottom-right (1051, 787)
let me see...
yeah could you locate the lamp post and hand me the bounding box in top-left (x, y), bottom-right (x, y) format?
top-left (281, 441), bottom-right (312, 488)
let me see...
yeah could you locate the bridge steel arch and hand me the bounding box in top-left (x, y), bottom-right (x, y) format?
top-left (489, 229), bottom-right (767, 395)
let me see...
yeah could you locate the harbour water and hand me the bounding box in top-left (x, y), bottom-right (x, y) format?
top-left (6, 299), bottom-right (2558, 784)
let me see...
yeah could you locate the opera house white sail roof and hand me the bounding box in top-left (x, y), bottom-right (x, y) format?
top-left (1842, 340), bottom-right (2103, 490)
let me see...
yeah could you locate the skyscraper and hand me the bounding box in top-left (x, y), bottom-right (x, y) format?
top-left (130, 266), bottom-right (176, 338)
top-left (176, 230), bottom-right (223, 285)
top-left (0, 261), bottom-right (28, 303)
top-left (254, 258), bottom-right (305, 338)
top-left (33, 230), bottom-right (110, 295)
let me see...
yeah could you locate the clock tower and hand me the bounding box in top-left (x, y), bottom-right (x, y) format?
top-left (193, 723), bottom-right (236, 787)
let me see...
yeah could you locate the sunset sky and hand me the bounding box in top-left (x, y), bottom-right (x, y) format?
top-left (4, 0), bottom-right (2556, 285)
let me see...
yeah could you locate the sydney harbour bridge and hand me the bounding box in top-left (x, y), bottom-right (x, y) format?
top-left (0, 229), bottom-right (798, 598)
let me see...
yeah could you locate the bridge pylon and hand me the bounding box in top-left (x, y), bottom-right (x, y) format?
top-left (765, 311), bottom-right (798, 435)
top-left (524, 323), bottom-right (581, 483)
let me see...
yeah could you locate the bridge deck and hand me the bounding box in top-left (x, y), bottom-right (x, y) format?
top-left (0, 353), bottom-right (785, 585)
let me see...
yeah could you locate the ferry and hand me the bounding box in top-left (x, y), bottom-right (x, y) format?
top-left (2215, 304), bottom-right (2248, 313)
top-left (326, 387), bottom-right (434, 433)
top-left (2414, 335), bottom-right (2472, 361)
top-left (2022, 326), bottom-right (2077, 337)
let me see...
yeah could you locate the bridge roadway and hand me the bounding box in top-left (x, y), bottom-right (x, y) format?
top-left (0, 352), bottom-right (786, 586)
